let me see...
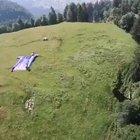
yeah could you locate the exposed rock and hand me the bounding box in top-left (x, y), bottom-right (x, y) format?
top-left (25, 98), bottom-right (35, 114)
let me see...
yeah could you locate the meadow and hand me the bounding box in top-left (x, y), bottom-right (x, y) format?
top-left (0, 23), bottom-right (137, 139)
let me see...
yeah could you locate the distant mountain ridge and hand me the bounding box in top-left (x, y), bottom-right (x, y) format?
top-left (11, 0), bottom-right (61, 17)
top-left (28, 7), bottom-right (50, 17)
top-left (0, 0), bottom-right (32, 24)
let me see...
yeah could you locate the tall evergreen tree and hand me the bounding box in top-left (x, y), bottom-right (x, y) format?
top-left (131, 15), bottom-right (140, 43)
top-left (17, 18), bottom-right (24, 30)
top-left (131, 0), bottom-right (140, 14)
top-left (81, 3), bottom-right (88, 22)
top-left (66, 6), bottom-right (73, 22)
top-left (70, 3), bottom-right (77, 22)
top-left (12, 23), bottom-right (21, 31)
top-left (66, 3), bottom-right (77, 22)
top-left (48, 7), bottom-right (57, 25)
top-left (24, 20), bottom-right (31, 28)
top-left (57, 13), bottom-right (63, 23)
top-left (113, 0), bottom-right (122, 8)
top-left (35, 18), bottom-right (41, 27)
top-left (121, 0), bottom-right (131, 15)
top-left (30, 18), bottom-right (35, 27)
top-left (0, 25), bottom-right (8, 33)
top-left (41, 15), bottom-right (48, 26)
top-left (86, 3), bottom-right (94, 22)
top-left (110, 7), bottom-right (122, 25)
top-left (93, 1), bottom-right (100, 22)
top-left (119, 12), bottom-right (135, 32)
top-left (77, 4), bottom-right (85, 22)
top-left (64, 5), bottom-right (69, 20)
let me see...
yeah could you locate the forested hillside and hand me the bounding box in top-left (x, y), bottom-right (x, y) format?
top-left (0, 0), bottom-right (32, 24)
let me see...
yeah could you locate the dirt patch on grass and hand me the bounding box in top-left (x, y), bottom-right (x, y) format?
top-left (52, 37), bottom-right (63, 47)
top-left (0, 107), bottom-right (8, 120)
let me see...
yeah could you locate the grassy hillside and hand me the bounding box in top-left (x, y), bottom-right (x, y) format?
top-left (0, 23), bottom-right (137, 140)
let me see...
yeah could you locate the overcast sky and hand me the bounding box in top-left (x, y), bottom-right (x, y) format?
top-left (11, 0), bottom-right (97, 9)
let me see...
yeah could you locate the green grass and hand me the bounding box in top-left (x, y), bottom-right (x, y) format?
top-left (0, 22), bottom-right (137, 140)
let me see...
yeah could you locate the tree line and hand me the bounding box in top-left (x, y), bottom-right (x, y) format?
top-left (0, 7), bottom-right (63, 34)
top-left (64, 1), bottom-right (111, 22)
top-left (0, 1), bottom-right (112, 34)
top-left (63, 0), bottom-right (140, 43)
top-left (110, 0), bottom-right (140, 43)
top-left (0, 0), bottom-right (139, 43)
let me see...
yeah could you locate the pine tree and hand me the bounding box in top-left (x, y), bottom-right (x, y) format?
top-left (70, 3), bottom-right (77, 22)
top-left (93, 1), bottom-right (100, 22)
top-left (48, 7), bottom-right (57, 25)
top-left (12, 23), bottom-right (21, 31)
top-left (86, 3), bottom-right (94, 22)
top-left (131, 0), bottom-right (140, 14)
top-left (35, 18), bottom-right (41, 27)
top-left (113, 0), bottom-right (122, 8)
top-left (17, 18), bottom-right (24, 30)
top-left (77, 4), bottom-right (85, 22)
top-left (66, 3), bottom-right (77, 22)
top-left (119, 12), bottom-right (135, 32)
top-left (66, 6), bottom-right (73, 22)
top-left (131, 15), bottom-right (140, 43)
top-left (41, 15), bottom-right (48, 26)
top-left (0, 25), bottom-right (8, 33)
top-left (121, 0), bottom-right (131, 15)
top-left (81, 3), bottom-right (88, 22)
top-left (30, 18), bottom-right (35, 27)
top-left (57, 13), bottom-right (63, 23)
top-left (64, 5), bottom-right (68, 20)
top-left (24, 20), bottom-right (31, 28)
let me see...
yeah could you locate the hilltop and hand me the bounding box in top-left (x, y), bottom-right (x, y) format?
top-left (0, 0), bottom-right (32, 24)
top-left (0, 23), bottom-right (137, 139)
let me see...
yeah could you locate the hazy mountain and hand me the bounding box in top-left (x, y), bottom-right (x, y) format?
top-left (28, 7), bottom-right (50, 17)
top-left (0, 0), bottom-right (32, 24)
top-left (11, 0), bottom-right (95, 16)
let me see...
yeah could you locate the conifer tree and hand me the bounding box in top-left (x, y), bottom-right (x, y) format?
top-left (57, 13), bottom-right (63, 23)
top-left (48, 7), bottom-right (57, 25)
top-left (132, 15), bottom-right (140, 43)
top-left (113, 0), bottom-right (122, 8)
top-left (77, 4), bottom-right (85, 22)
top-left (41, 15), bottom-right (48, 26)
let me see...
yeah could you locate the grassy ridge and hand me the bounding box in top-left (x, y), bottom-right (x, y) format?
top-left (0, 23), bottom-right (137, 139)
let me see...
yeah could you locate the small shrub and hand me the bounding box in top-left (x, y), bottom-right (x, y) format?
top-left (117, 100), bottom-right (140, 126)
top-left (119, 12), bottom-right (135, 32)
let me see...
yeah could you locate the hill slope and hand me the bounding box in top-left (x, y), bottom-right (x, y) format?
top-left (0, 23), bottom-right (137, 139)
top-left (0, 0), bottom-right (32, 24)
